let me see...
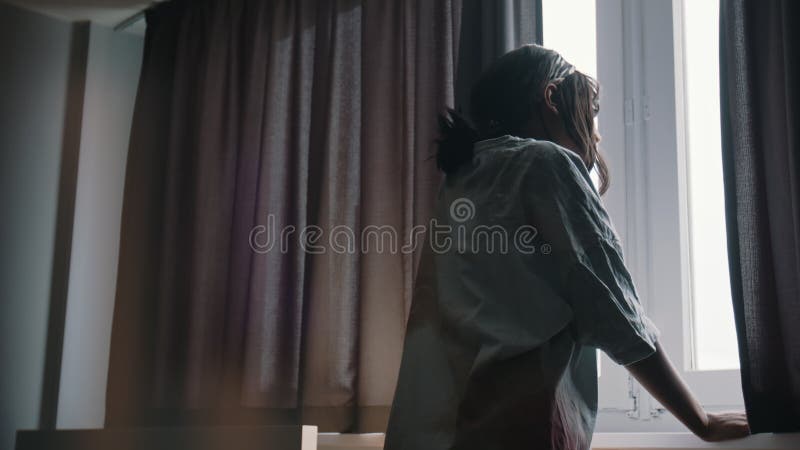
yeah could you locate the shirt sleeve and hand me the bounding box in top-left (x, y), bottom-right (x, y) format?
top-left (520, 142), bottom-right (660, 366)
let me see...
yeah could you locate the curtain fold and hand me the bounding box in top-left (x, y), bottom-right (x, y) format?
top-left (454, 0), bottom-right (542, 113)
top-left (720, 0), bottom-right (800, 433)
top-left (106, 0), bottom-right (460, 432)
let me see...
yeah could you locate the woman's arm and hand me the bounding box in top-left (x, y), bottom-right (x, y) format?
top-left (625, 341), bottom-right (750, 442)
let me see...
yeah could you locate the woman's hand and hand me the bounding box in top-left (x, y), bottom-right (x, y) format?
top-left (698, 411), bottom-right (750, 442)
top-left (625, 342), bottom-right (750, 442)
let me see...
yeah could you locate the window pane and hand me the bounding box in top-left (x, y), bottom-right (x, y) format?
top-left (542, 0), bottom-right (597, 79)
top-left (682, 0), bottom-right (739, 371)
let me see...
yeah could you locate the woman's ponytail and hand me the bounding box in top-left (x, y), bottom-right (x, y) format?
top-left (435, 108), bottom-right (480, 175)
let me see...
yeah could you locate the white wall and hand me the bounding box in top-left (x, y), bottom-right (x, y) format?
top-left (0, 3), bottom-right (74, 449)
top-left (0, 2), bottom-right (144, 447)
top-left (56, 22), bottom-right (143, 429)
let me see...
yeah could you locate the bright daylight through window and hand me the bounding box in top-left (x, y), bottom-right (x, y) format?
top-left (681, 0), bottom-right (739, 371)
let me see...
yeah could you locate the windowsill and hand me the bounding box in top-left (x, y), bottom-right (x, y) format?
top-left (591, 433), bottom-right (800, 449)
top-left (317, 432), bottom-right (800, 449)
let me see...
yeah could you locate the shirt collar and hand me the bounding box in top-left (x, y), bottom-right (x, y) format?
top-left (473, 135), bottom-right (531, 154)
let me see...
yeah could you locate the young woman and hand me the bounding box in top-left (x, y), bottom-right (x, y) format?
top-left (383, 44), bottom-right (750, 450)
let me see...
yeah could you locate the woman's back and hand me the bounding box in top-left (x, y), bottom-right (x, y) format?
top-left (384, 135), bottom-right (659, 450)
top-left (434, 136), bottom-right (574, 358)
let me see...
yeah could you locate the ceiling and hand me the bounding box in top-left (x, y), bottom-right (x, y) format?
top-left (6, 0), bottom-right (154, 34)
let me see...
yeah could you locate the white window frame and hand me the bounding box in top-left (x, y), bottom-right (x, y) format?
top-left (592, 0), bottom-right (744, 432)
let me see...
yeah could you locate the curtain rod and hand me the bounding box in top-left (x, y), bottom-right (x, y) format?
top-left (114, 2), bottom-right (159, 31)
top-left (114, 10), bottom-right (144, 31)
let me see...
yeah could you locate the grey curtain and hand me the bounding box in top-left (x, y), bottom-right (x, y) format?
top-left (106, 0), bottom-right (460, 432)
top-left (720, 0), bottom-right (800, 433)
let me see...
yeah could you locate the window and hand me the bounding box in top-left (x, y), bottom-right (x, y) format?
top-left (542, 0), bottom-right (597, 79)
top-left (544, 0), bottom-right (743, 431)
top-left (680, 0), bottom-right (739, 372)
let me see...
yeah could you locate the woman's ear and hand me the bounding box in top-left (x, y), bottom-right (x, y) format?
top-left (543, 82), bottom-right (559, 115)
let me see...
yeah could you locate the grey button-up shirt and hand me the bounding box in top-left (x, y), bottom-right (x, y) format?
top-left (384, 135), bottom-right (660, 450)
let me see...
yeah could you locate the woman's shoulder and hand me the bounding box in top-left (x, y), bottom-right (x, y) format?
top-left (516, 139), bottom-right (583, 166)
top-left (509, 140), bottom-right (597, 200)
top-left (470, 135), bottom-right (590, 189)
top-left (506, 139), bottom-right (587, 180)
